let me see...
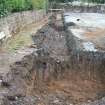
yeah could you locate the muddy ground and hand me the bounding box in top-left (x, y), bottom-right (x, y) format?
top-left (0, 15), bottom-right (105, 105)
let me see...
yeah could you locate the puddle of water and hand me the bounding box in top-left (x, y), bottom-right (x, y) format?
top-left (83, 42), bottom-right (97, 52)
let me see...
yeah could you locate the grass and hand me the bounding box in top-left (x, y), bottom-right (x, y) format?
top-left (4, 16), bottom-right (48, 52)
top-left (5, 32), bottom-right (32, 52)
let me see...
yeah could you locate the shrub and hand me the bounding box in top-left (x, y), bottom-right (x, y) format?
top-left (31, 0), bottom-right (45, 9)
top-left (11, 0), bottom-right (33, 12)
top-left (0, 0), bottom-right (47, 17)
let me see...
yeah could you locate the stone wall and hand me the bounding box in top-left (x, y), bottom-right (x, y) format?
top-left (0, 10), bottom-right (46, 39)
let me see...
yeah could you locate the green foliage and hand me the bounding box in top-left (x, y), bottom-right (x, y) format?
top-left (0, 0), bottom-right (8, 17)
top-left (31, 0), bottom-right (45, 9)
top-left (0, 0), bottom-right (47, 17)
top-left (10, 0), bottom-right (32, 12)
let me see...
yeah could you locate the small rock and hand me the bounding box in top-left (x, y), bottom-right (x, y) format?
top-left (53, 99), bottom-right (59, 103)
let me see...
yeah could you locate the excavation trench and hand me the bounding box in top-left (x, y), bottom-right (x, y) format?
top-left (2, 15), bottom-right (105, 105)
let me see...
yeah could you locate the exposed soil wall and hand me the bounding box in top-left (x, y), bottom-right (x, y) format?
top-left (1, 15), bottom-right (105, 105)
top-left (0, 10), bottom-right (46, 39)
top-left (65, 19), bottom-right (105, 83)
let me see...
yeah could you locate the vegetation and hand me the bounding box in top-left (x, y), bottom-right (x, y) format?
top-left (0, 0), bottom-right (47, 17)
top-left (0, 0), bottom-right (105, 17)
